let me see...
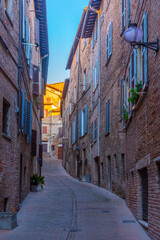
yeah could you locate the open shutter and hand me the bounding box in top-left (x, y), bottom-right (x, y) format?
top-left (144, 12), bottom-right (148, 87)
top-left (29, 46), bottom-right (32, 79)
top-left (35, 18), bottom-right (40, 46)
top-left (21, 89), bottom-right (25, 129)
top-left (32, 65), bottom-right (39, 95)
top-left (24, 100), bottom-right (32, 143)
top-left (121, 0), bottom-right (126, 31)
top-left (109, 22), bottom-right (112, 57)
top-left (134, 49), bottom-right (137, 85)
top-left (106, 34), bottom-right (109, 62)
top-left (127, 0), bottom-right (131, 27)
top-left (25, 17), bottom-right (29, 57)
top-left (79, 111), bottom-right (82, 137)
top-left (22, 0), bottom-right (26, 41)
top-left (85, 105), bottom-right (88, 134)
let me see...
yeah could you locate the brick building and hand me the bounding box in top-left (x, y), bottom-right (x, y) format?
top-left (0, 0), bottom-right (49, 212)
top-left (62, 0), bottom-right (160, 239)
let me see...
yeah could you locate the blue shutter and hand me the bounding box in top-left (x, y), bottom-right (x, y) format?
top-left (79, 111), bottom-right (82, 137)
top-left (22, 0), bottom-right (26, 41)
top-left (127, 0), bottom-right (131, 27)
top-left (29, 46), bottom-right (32, 79)
top-left (134, 49), bottom-right (137, 85)
top-left (144, 12), bottom-right (148, 87)
top-left (108, 99), bottom-right (110, 133)
top-left (106, 34), bottom-right (109, 63)
top-left (120, 78), bottom-right (123, 118)
top-left (85, 105), bottom-right (88, 134)
top-left (24, 100), bottom-right (32, 143)
top-left (27, 26), bottom-right (31, 62)
top-left (21, 89), bottom-right (25, 129)
top-left (121, 0), bottom-right (126, 31)
top-left (109, 22), bottom-right (112, 57)
top-left (25, 17), bottom-right (29, 57)
top-left (91, 123), bottom-right (93, 144)
top-left (96, 60), bottom-right (99, 85)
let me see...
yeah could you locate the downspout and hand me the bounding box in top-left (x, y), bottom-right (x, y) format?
top-left (17, 0), bottom-right (23, 133)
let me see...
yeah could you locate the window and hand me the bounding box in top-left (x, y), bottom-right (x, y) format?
top-left (70, 102), bottom-right (72, 114)
top-left (79, 105), bottom-right (88, 137)
top-left (72, 116), bottom-right (77, 144)
top-left (93, 61), bottom-right (99, 92)
top-left (139, 168), bottom-right (148, 222)
top-left (5, 0), bottom-right (13, 21)
top-left (127, 0), bottom-right (131, 27)
top-left (31, 130), bottom-right (37, 156)
top-left (121, 0), bottom-right (126, 31)
top-left (35, 18), bottom-right (40, 46)
top-left (105, 98), bottom-right (110, 134)
top-left (83, 69), bottom-right (86, 92)
top-left (106, 22), bottom-right (112, 64)
top-left (95, 17), bottom-right (98, 41)
top-left (94, 118), bottom-right (97, 141)
top-left (3, 98), bottom-right (10, 137)
top-left (91, 122), bottom-right (93, 144)
top-left (121, 154), bottom-right (125, 177)
top-left (120, 76), bottom-right (128, 119)
top-left (51, 145), bottom-right (55, 151)
top-left (32, 65), bottom-right (39, 95)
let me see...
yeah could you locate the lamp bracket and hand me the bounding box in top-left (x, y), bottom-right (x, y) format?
top-left (131, 39), bottom-right (159, 52)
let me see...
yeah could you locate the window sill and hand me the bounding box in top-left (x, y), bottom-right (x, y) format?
top-left (5, 10), bottom-right (13, 26)
top-left (2, 133), bottom-right (11, 141)
top-left (138, 220), bottom-right (148, 229)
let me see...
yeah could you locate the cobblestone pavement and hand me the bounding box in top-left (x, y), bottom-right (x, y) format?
top-left (0, 157), bottom-right (151, 240)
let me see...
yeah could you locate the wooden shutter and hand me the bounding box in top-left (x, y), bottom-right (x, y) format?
top-left (31, 130), bottom-right (37, 157)
top-left (24, 100), bottom-right (32, 143)
top-left (109, 22), bottom-right (112, 57)
top-left (144, 12), bottom-right (148, 87)
top-left (79, 111), bottom-right (82, 137)
top-left (85, 105), bottom-right (88, 134)
top-left (35, 18), bottom-right (40, 46)
top-left (127, 0), bottom-right (131, 27)
top-left (22, 0), bottom-right (26, 41)
top-left (121, 0), bottom-right (126, 31)
top-left (21, 89), bottom-right (25, 129)
top-left (32, 65), bottom-right (39, 95)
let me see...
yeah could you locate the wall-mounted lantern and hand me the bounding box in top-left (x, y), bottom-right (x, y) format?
top-left (124, 23), bottom-right (159, 52)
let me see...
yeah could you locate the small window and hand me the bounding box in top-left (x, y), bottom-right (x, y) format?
top-left (121, 154), bottom-right (125, 177)
top-left (106, 22), bottom-right (112, 64)
top-left (127, 0), bottom-right (131, 27)
top-left (105, 98), bottom-right (110, 134)
top-left (42, 126), bottom-right (47, 134)
top-left (83, 69), bottom-right (86, 92)
top-left (3, 98), bottom-right (11, 137)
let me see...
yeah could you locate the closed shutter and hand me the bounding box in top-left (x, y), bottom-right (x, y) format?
top-left (31, 130), bottom-right (37, 157)
top-left (85, 105), bottom-right (88, 134)
top-left (24, 100), bottom-right (32, 143)
top-left (79, 111), bottom-right (82, 137)
top-left (22, 0), bottom-right (26, 41)
top-left (109, 22), bottom-right (112, 57)
top-left (35, 18), bottom-right (40, 46)
top-left (21, 89), bottom-right (25, 129)
top-left (32, 65), bottom-right (39, 95)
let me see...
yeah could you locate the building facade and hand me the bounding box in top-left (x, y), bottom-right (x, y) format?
top-left (0, 0), bottom-right (49, 212)
top-left (62, 0), bottom-right (160, 239)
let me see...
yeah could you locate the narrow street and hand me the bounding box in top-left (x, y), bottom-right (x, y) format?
top-left (0, 158), bottom-right (150, 240)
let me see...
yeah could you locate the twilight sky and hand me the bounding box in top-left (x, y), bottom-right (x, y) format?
top-left (46, 0), bottom-right (89, 84)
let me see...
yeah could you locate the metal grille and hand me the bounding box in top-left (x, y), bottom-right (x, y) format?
top-left (141, 168), bottom-right (148, 222)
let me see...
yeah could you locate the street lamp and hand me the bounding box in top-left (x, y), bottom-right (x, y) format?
top-left (124, 23), bottom-right (159, 52)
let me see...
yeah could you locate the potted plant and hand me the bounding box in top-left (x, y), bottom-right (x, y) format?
top-left (123, 107), bottom-right (129, 122)
top-left (30, 173), bottom-right (45, 192)
top-left (128, 82), bottom-right (143, 105)
top-left (0, 207), bottom-right (17, 230)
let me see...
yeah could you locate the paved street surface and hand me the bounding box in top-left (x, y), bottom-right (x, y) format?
top-left (0, 157), bottom-right (150, 240)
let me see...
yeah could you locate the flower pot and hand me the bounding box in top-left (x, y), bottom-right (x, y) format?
top-left (0, 212), bottom-right (17, 230)
top-left (31, 185), bottom-right (38, 192)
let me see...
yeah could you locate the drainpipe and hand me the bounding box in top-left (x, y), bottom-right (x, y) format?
top-left (17, 0), bottom-right (23, 133)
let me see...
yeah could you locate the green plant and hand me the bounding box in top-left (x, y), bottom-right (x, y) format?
top-left (128, 82), bottom-right (143, 105)
top-left (30, 174), bottom-right (45, 190)
top-left (123, 107), bottom-right (128, 121)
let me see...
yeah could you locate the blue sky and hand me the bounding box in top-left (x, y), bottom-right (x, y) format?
top-left (46, 0), bottom-right (89, 84)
